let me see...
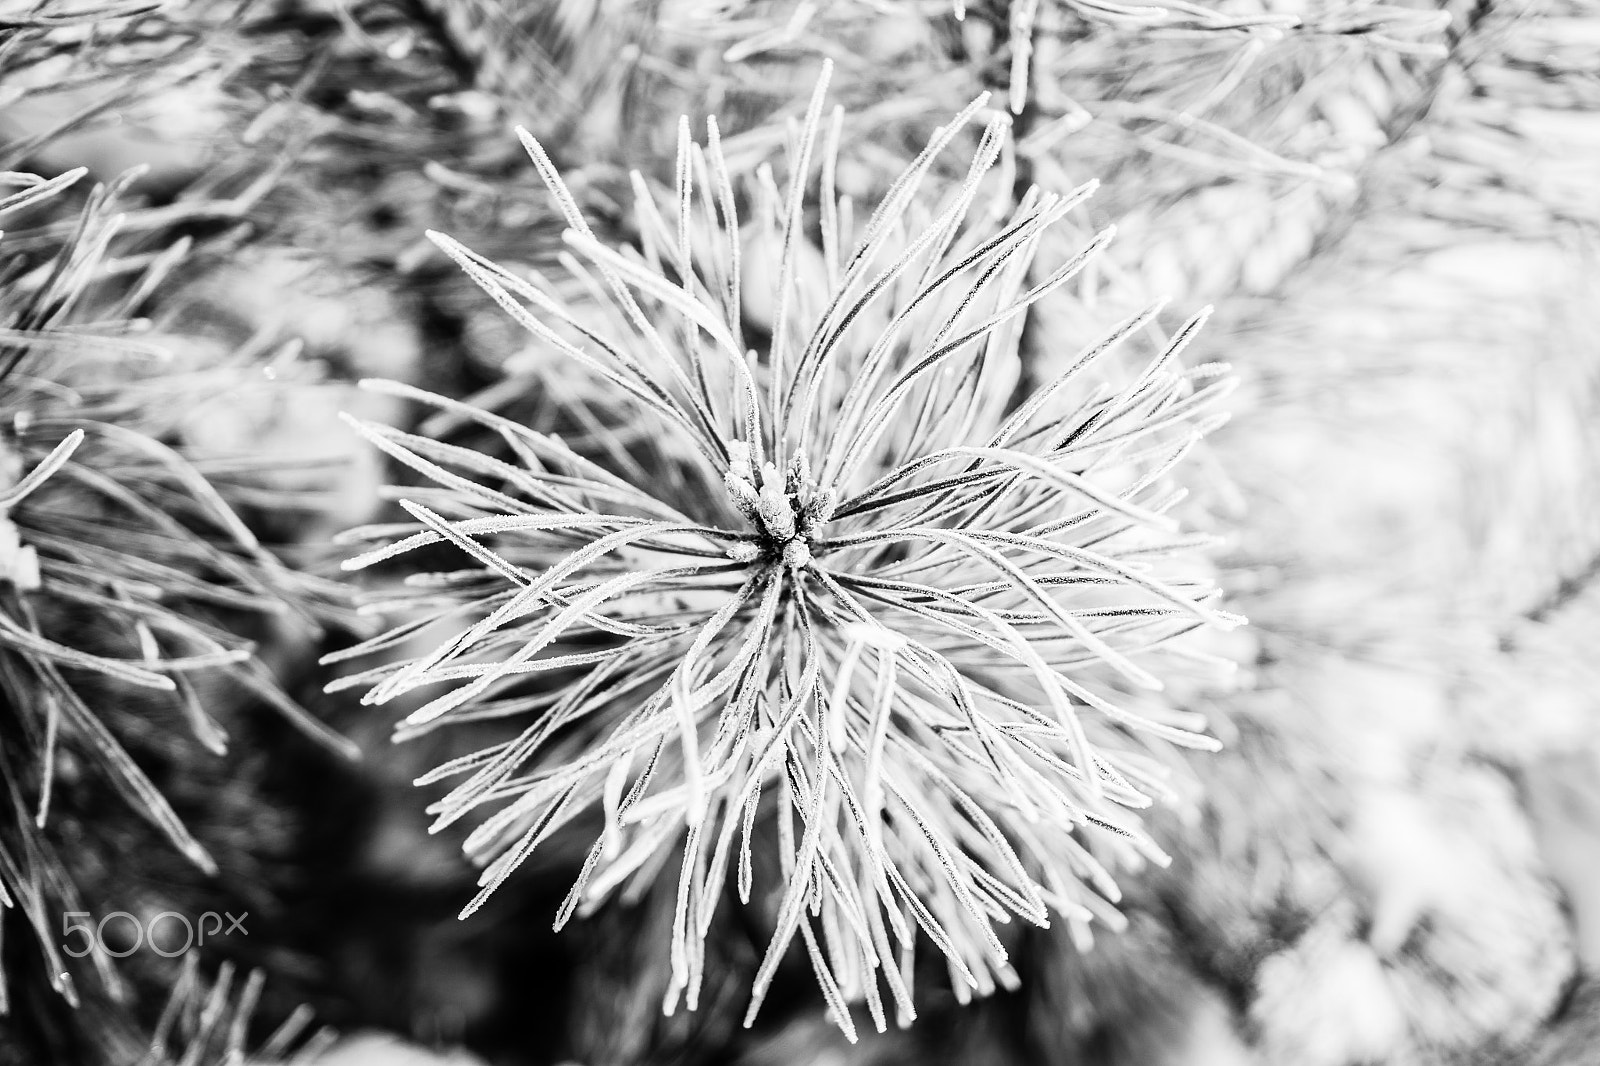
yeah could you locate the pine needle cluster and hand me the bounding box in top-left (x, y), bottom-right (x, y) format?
top-left (139, 954), bottom-right (332, 1066)
top-left (991, 0), bottom-right (1449, 114)
top-left (665, 0), bottom-right (1449, 116)
top-left (0, 161), bottom-right (354, 1011)
top-left (334, 69), bottom-right (1242, 1037)
top-left (599, 0), bottom-right (1457, 310)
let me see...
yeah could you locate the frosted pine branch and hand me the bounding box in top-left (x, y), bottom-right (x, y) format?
top-left (333, 67), bottom-right (1243, 1038)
